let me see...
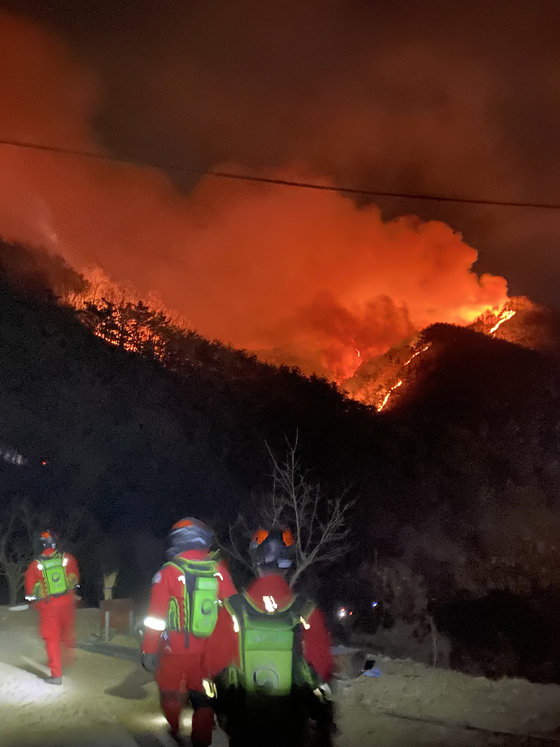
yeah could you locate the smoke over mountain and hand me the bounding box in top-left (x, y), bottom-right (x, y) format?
top-left (0, 11), bottom-right (509, 379)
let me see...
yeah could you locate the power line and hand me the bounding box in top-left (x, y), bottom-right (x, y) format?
top-left (1, 136), bottom-right (560, 210)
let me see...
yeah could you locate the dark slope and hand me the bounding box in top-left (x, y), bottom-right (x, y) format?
top-left (0, 241), bottom-right (378, 535)
top-left (392, 322), bottom-right (560, 423)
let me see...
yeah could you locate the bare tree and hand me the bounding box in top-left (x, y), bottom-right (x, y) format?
top-left (222, 513), bottom-right (255, 574)
top-left (227, 435), bottom-right (354, 587)
top-left (0, 499), bottom-right (97, 606)
top-left (0, 500), bottom-right (37, 605)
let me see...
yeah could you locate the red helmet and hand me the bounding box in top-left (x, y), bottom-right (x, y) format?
top-left (249, 527), bottom-right (295, 570)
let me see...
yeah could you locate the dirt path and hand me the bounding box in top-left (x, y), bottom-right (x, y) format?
top-left (2, 607), bottom-right (560, 746)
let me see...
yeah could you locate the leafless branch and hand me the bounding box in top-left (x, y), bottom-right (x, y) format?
top-left (0, 499), bottom-right (39, 603)
top-left (0, 498), bottom-right (95, 604)
top-left (229, 435), bottom-right (354, 587)
top-left (219, 513), bottom-right (254, 572)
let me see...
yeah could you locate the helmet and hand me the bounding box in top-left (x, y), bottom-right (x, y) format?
top-left (167, 517), bottom-right (214, 557)
top-left (249, 527), bottom-right (295, 570)
top-left (40, 529), bottom-right (58, 550)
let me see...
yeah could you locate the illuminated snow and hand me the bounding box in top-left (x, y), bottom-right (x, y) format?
top-left (0, 661), bottom-right (68, 705)
top-left (0, 607), bottom-right (226, 746)
top-left (3, 606), bottom-right (560, 745)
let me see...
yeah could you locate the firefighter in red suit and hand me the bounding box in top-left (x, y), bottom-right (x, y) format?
top-left (141, 518), bottom-right (237, 746)
top-left (24, 529), bottom-right (80, 685)
top-left (205, 527), bottom-right (335, 747)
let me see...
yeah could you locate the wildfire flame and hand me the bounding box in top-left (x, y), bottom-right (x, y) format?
top-left (489, 309), bottom-right (516, 335)
top-left (374, 302), bottom-right (519, 412)
top-left (403, 344), bottom-right (431, 367)
top-left (0, 14), bottom-right (512, 390)
top-left (378, 379), bottom-right (403, 412)
top-left (375, 343), bottom-right (432, 412)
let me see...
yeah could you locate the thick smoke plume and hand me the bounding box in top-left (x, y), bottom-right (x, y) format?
top-left (0, 13), bottom-right (508, 379)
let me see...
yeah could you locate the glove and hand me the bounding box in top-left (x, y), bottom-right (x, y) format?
top-left (141, 652), bottom-right (159, 674)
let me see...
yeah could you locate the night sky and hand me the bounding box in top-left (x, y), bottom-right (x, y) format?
top-left (0, 1), bottom-right (559, 376)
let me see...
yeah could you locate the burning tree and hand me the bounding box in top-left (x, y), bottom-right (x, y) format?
top-left (79, 298), bottom-right (172, 358)
top-left (227, 436), bottom-right (354, 587)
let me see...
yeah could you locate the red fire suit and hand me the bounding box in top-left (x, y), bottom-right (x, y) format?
top-left (24, 548), bottom-right (79, 679)
top-left (142, 550), bottom-right (236, 744)
top-left (205, 574), bottom-right (333, 746)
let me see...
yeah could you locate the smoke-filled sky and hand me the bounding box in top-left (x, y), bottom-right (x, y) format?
top-left (0, 1), bottom-right (558, 378)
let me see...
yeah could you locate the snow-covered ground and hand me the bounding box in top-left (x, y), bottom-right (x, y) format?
top-left (0, 606), bottom-right (209, 747)
top-left (335, 654), bottom-right (560, 745)
top-left (2, 607), bottom-right (560, 746)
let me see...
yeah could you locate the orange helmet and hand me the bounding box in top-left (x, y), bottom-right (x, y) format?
top-left (249, 527), bottom-right (295, 570)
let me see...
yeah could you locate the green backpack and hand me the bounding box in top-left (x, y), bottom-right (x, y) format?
top-left (40, 553), bottom-right (69, 597)
top-left (224, 593), bottom-right (317, 696)
top-left (165, 556), bottom-right (219, 641)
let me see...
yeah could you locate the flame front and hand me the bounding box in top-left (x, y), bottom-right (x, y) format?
top-left (375, 343), bottom-right (431, 412)
top-left (377, 379), bottom-right (403, 412)
top-left (489, 309), bottom-right (516, 335)
top-left (403, 344), bottom-right (431, 367)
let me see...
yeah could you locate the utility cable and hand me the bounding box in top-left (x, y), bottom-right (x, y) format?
top-left (1, 137), bottom-right (560, 210)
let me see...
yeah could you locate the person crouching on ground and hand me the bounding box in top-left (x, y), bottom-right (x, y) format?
top-left (24, 529), bottom-right (80, 685)
top-left (141, 517), bottom-right (237, 746)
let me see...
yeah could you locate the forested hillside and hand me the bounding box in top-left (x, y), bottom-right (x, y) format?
top-left (2, 241), bottom-right (560, 678)
top-left (0, 242), bottom-right (377, 531)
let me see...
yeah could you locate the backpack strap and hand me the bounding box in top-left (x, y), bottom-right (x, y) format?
top-left (287, 597), bottom-right (320, 688)
top-left (165, 558), bottom-right (193, 647)
top-left (290, 597), bottom-right (316, 627)
top-left (224, 593), bottom-right (255, 686)
top-left (223, 592), bottom-right (245, 618)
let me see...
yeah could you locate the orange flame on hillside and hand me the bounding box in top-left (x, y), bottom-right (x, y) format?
top-left (371, 301), bottom-right (520, 412)
top-left (378, 379), bottom-right (403, 412)
top-left (404, 344), bottom-right (431, 367)
top-left (0, 13), bottom-right (511, 387)
top-left (375, 343), bottom-right (431, 412)
top-left (490, 309), bottom-right (516, 335)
